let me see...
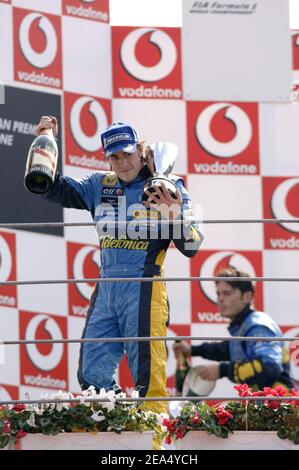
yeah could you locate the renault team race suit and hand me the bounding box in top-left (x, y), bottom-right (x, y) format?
top-left (42, 165), bottom-right (203, 413)
top-left (191, 305), bottom-right (296, 390)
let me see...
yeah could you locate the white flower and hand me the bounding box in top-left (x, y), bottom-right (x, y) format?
top-left (26, 413), bottom-right (37, 428)
top-left (157, 412), bottom-right (169, 426)
top-left (87, 386), bottom-right (97, 396)
top-left (91, 411), bottom-right (105, 422)
top-left (131, 390), bottom-right (139, 399)
top-left (106, 390), bottom-right (116, 402)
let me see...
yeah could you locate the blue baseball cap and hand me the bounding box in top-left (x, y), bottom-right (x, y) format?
top-left (101, 122), bottom-right (139, 157)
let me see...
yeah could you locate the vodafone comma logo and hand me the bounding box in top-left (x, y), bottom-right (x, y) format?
top-left (13, 8), bottom-right (62, 89)
top-left (187, 101), bottom-right (259, 175)
top-left (0, 236), bottom-right (12, 283)
top-left (263, 177), bottom-right (299, 249)
top-left (112, 26), bottom-right (182, 99)
top-left (25, 315), bottom-right (63, 371)
top-left (281, 326), bottom-right (299, 385)
top-left (199, 251), bottom-right (256, 305)
top-left (20, 311), bottom-right (68, 390)
top-left (67, 242), bottom-right (101, 317)
top-left (19, 13), bottom-right (57, 68)
top-left (0, 385), bottom-right (18, 401)
top-left (196, 103), bottom-right (252, 158)
top-left (191, 250), bottom-right (263, 323)
top-left (64, 92), bottom-right (110, 170)
top-left (70, 96), bottom-right (107, 152)
top-left (271, 179), bottom-right (299, 233)
top-left (120, 28), bottom-right (177, 82)
top-left (292, 32), bottom-right (299, 70)
top-left (0, 232), bottom-right (17, 308)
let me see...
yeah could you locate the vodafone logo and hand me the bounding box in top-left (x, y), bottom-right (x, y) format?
top-left (0, 386), bottom-right (12, 401)
top-left (25, 315), bottom-right (63, 371)
top-left (284, 327), bottom-right (299, 382)
top-left (271, 178), bottom-right (299, 233)
top-left (195, 103), bottom-right (252, 158)
top-left (70, 96), bottom-right (107, 152)
top-left (0, 235), bottom-right (12, 282)
top-left (73, 246), bottom-right (100, 300)
top-left (120, 28), bottom-right (177, 82)
top-left (200, 251), bottom-right (256, 304)
top-left (19, 13), bottom-right (57, 68)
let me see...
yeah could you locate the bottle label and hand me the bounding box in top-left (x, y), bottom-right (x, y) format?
top-left (31, 147), bottom-right (56, 171)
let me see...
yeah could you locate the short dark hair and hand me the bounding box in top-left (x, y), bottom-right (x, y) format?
top-left (215, 267), bottom-right (254, 295)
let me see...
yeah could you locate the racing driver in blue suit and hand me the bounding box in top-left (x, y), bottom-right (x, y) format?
top-left (34, 116), bottom-right (203, 414)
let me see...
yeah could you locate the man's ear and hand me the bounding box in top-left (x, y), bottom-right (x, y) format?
top-left (243, 291), bottom-right (253, 304)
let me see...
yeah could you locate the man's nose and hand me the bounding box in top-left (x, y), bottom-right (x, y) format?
top-left (119, 159), bottom-right (129, 169)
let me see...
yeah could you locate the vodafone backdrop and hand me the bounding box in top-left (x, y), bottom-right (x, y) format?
top-left (0, 0), bottom-right (299, 402)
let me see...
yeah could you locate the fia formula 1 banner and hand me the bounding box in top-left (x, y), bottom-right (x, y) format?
top-left (182, 0), bottom-right (293, 102)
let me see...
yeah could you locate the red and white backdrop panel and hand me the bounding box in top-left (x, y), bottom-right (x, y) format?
top-left (0, 0), bottom-right (299, 402)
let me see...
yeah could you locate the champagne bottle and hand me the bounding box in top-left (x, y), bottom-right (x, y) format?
top-left (24, 128), bottom-right (58, 194)
top-left (175, 340), bottom-right (190, 396)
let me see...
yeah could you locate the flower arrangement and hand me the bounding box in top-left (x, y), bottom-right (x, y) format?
top-left (163, 384), bottom-right (299, 446)
top-left (0, 387), bottom-right (159, 449)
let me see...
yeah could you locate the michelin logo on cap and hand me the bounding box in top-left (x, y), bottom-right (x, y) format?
top-left (104, 133), bottom-right (132, 146)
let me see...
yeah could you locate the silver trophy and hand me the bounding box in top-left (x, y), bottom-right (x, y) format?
top-left (142, 142), bottom-right (178, 203)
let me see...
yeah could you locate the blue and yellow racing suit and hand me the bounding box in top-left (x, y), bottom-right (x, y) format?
top-left (43, 165), bottom-right (203, 412)
top-left (191, 305), bottom-right (296, 390)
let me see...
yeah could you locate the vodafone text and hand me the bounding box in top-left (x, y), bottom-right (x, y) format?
top-left (65, 4), bottom-right (108, 22)
top-left (118, 86), bottom-right (181, 99)
top-left (72, 305), bottom-right (88, 317)
top-left (0, 295), bottom-right (16, 307)
top-left (197, 312), bottom-right (229, 323)
top-left (23, 374), bottom-right (67, 389)
top-left (269, 237), bottom-right (299, 249)
top-left (69, 154), bottom-right (110, 170)
top-left (194, 162), bottom-right (257, 174)
top-left (17, 70), bottom-right (61, 88)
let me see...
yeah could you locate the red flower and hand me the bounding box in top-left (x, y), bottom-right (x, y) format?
top-left (262, 387), bottom-right (278, 397)
top-left (234, 384), bottom-right (253, 397)
top-left (215, 406), bottom-right (234, 425)
top-left (162, 419), bottom-right (177, 433)
top-left (274, 385), bottom-right (288, 397)
top-left (12, 404), bottom-right (26, 412)
top-left (16, 429), bottom-right (27, 439)
top-left (266, 400), bottom-right (281, 409)
top-left (175, 425), bottom-right (187, 440)
top-left (3, 421), bottom-right (11, 433)
top-left (164, 434), bottom-right (172, 445)
top-left (191, 413), bottom-right (201, 424)
top-left (289, 388), bottom-right (299, 407)
top-left (252, 391), bottom-right (263, 396)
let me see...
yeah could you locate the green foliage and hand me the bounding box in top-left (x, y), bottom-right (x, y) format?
top-left (0, 388), bottom-right (158, 449)
top-left (163, 384), bottom-right (299, 446)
